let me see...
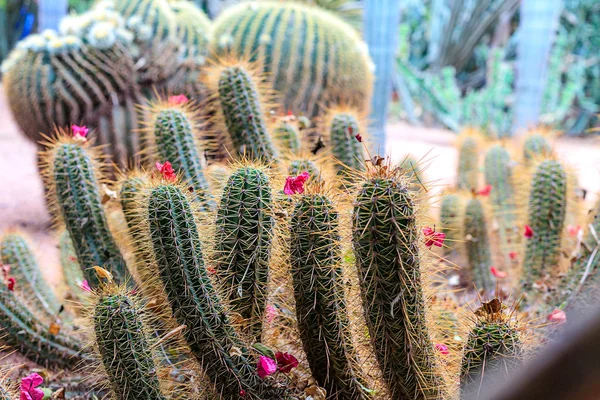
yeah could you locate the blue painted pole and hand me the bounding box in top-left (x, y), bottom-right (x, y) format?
top-left (363, 0), bottom-right (401, 152)
top-left (38, 0), bottom-right (68, 31)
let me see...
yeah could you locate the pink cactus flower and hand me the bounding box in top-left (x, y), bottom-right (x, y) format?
top-left (168, 95), bottom-right (189, 105)
top-left (435, 343), bottom-right (449, 355)
top-left (547, 309), bottom-right (567, 325)
top-left (80, 279), bottom-right (92, 292)
top-left (72, 125), bottom-right (89, 142)
top-left (257, 355), bottom-right (277, 378)
top-left (490, 266), bottom-right (507, 279)
top-left (524, 225), bottom-right (534, 238)
top-left (156, 161), bottom-right (177, 182)
top-left (478, 184), bottom-right (492, 196)
top-left (275, 352), bottom-right (299, 373)
top-left (20, 373), bottom-right (44, 400)
top-left (284, 171), bottom-right (310, 195)
top-left (423, 227), bottom-right (445, 248)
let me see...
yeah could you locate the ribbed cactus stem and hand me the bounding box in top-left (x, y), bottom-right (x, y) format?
top-left (146, 183), bottom-right (288, 399)
top-left (460, 304), bottom-right (522, 398)
top-left (0, 281), bottom-right (84, 369)
top-left (150, 105), bottom-right (213, 210)
top-left (217, 65), bottom-right (278, 161)
top-left (58, 231), bottom-right (86, 303)
top-left (43, 137), bottom-right (129, 288)
top-left (353, 170), bottom-right (444, 399)
top-left (439, 193), bottom-right (463, 254)
top-left (330, 112), bottom-right (364, 173)
top-left (291, 192), bottom-right (371, 399)
top-left (94, 289), bottom-right (166, 400)
top-left (457, 136), bottom-right (479, 191)
top-left (523, 160), bottom-right (567, 283)
top-left (0, 233), bottom-right (62, 320)
top-left (215, 167), bottom-right (273, 340)
top-left (523, 134), bottom-right (552, 163)
top-left (464, 198), bottom-right (494, 292)
top-left (273, 121), bottom-right (301, 154)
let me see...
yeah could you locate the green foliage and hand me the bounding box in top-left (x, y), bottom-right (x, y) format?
top-left (0, 232), bottom-right (62, 320)
top-left (151, 106), bottom-right (213, 211)
top-left (460, 309), bottom-right (522, 398)
top-left (290, 193), bottom-right (371, 399)
top-left (146, 183), bottom-right (288, 399)
top-left (211, 1), bottom-right (373, 117)
top-left (523, 160), bottom-right (567, 283)
top-left (439, 193), bottom-right (463, 254)
top-left (353, 171), bottom-right (444, 399)
top-left (215, 167), bottom-right (274, 340)
top-left (457, 136), bottom-right (479, 191)
top-left (217, 65), bottom-right (279, 161)
top-left (0, 280), bottom-right (84, 369)
top-left (330, 112), bottom-right (364, 173)
top-left (464, 198), bottom-right (494, 292)
top-left (45, 140), bottom-right (129, 288)
top-left (94, 290), bottom-right (166, 400)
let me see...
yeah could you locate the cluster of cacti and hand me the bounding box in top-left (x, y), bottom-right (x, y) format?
top-left (210, 1), bottom-right (373, 117)
top-left (290, 189), bottom-right (371, 399)
top-left (464, 198), bottom-right (494, 292)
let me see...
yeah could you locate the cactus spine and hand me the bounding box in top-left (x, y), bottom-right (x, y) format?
top-left (291, 191), bottom-right (371, 399)
top-left (329, 112), bottom-right (364, 173)
top-left (352, 167), bottom-right (445, 399)
top-left (439, 193), bottom-right (463, 254)
top-left (214, 166), bottom-right (273, 340)
top-left (145, 182), bottom-right (288, 399)
top-left (147, 101), bottom-right (213, 210)
top-left (464, 198), bottom-right (494, 292)
top-left (457, 135), bottom-right (479, 191)
top-left (93, 288), bottom-right (166, 400)
top-left (460, 302), bottom-right (522, 398)
top-left (523, 160), bottom-right (567, 283)
top-left (0, 232), bottom-right (63, 320)
top-left (41, 133), bottom-right (129, 288)
top-left (215, 64), bottom-right (279, 161)
top-left (210, 1), bottom-right (373, 117)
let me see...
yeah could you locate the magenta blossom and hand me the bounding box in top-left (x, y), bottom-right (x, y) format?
top-left (168, 95), bottom-right (189, 105)
top-left (20, 373), bottom-right (44, 400)
top-left (284, 171), bottom-right (310, 195)
top-left (80, 279), bottom-right (92, 292)
top-left (257, 355), bottom-right (277, 378)
top-left (72, 125), bottom-right (89, 140)
top-left (423, 227), bottom-right (445, 248)
top-left (275, 352), bottom-right (298, 373)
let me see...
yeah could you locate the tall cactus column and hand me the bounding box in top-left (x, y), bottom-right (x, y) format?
top-left (352, 166), bottom-right (445, 399)
top-left (290, 191), bottom-right (371, 399)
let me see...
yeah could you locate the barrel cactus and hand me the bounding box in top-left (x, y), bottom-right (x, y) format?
top-left (352, 164), bottom-right (446, 399)
top-left (210, 1), bottom-right (373, 117)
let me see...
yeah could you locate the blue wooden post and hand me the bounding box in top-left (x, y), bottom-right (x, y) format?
top-left (363, 0), bottom-right (401, 152)
top-left (513, 0), bottom-right (563, 135)
top-left (38, 0), bottom-right (68, 31)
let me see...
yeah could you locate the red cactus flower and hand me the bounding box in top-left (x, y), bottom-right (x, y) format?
top-left (547, 309), bottom-right (567, 324)
top-left (72, 125), bottom-right (88, 141)
top-left (284, 171), bottom-right (310, 195)
top-left (275, 352), bottom-right (299, 373)
top-left (423, 227), bottom-right (445, 248)
top-left (257, 355), bottom-right (277, 378)
top-left (20, 372), bottom-right (44, 400)
top-left (435, 343), bottom-right (449, 355)
top-left (490, 266), bottom-right (507, 279)
top-left (478, 184), bottom-right (492, 196)
top-left (568, 225), bottom-right (582, 237)
top-left (7, 277), bottom-right (15, 292)
top-left (168, 95), bottom-right (189, 105)
top-left (156, 161), bottom-right (177, 182)
top-left (524, 225), bottom-right (534, 238)
top-left (509, 252), bottom-right (518, 261)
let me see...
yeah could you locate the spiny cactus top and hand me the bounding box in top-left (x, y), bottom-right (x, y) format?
top-left (40, 131), bottom-right (130, 288)
top-left (439, 192), bottom-right (463, 253)
top-left (273, 121), bottom-right (301, 154)
top-left (291, 189), bottom-right (371, 399)
top-left (211, 1), bottom-right (373, 117)
top-left (523, 133), bottom-right (552, 163)
top-left (93, 287), bottom-right (167, 400)
top-left (464, 198), bottom-right (494, 293)
top-left (460, 299), bottom-right (523, 398)
top-left (329, 111), bottom-right (365, 173)
top-left (523, 159), bottom-right (567, 283)
top-left (352, 164), bottom-right (445, 399)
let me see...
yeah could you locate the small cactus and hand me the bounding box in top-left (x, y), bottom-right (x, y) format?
top-left (273, 121), bottom-right (301, 154)
top-left (40, 131), bottom-right (130, 288)
top-left (58, 231), bottom-right (87, 304)
top-left (290, 190), bottom-right (371, 399)
top-left (523, 133), bottom-right (552, 163)
top-left (214, 166), bottom-right (274, 340)
top-left (460, 300), bottom-right (522, 398)
top-left (352, 164), bottom-right (445, 399)
top-left (464, 198), bottom-right (495, 293)
top-left (523, 159), bottom-right (567, 284)
top-left (287, 158), bottom-right (321, 183)
top-left (439, 193), bottom-right (463, 254)
top-left (93, 286), bottom-right (167, 400)
top-left (457, 132), bottom-right (480, 191)
top-left (328, 111), bottom-right (365, 174)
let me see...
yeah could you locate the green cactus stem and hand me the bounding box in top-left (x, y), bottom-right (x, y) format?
top-left (273, 121), bottom-right (301, 154)
top-left (287, 159), bottom-right (320, 180)
top-left (464, 198), bottom-right (494, 293)
top-left (457, 136), bottom-right (479, 191)
top-left (216, 64), bottom-right (279, 161)
top-left (523, 133), bottom-right (552, 163)
top-left (439, 193), bottom-right (463, 254)
top-left (41, 134), bottom-right (130, 288)
top-left (352, 168), bottom-right (445, 399)
top-left (329, 112), bottom-right (364, 174)
top-left (1, 232), bottom-right (63, 321)
top-left (214, 166), bottom-right (273, 340)
top-left (523, 160), bottom-right (567, 284)
top-left (58, 231), bottom-right (87, 303)
top-left (291, 191), bottom-right (371, 399)
top-left (146, 182), bottom-right (289, 399)
top-left (93, 288), bottom-right (167, 400)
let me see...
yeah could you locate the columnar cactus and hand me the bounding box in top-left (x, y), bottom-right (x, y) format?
top-left (460, 301), bottom-right (522, 398)
top-left (0, 280), bottom-right (84, 369)
top-left (523, 133), bottom-right (552, 163)
top-left (0, 232), bottom-right (63, 321)
top-left (352, 165), bottom-right (445, 399)
top-left (457, 133), bottom-right (480, 191)
top-left (144, 181), bottom-right (288, 399)
top-left (210, 1), bottom-right (373, 117)
top-left (329, 111), bottom-right (365, 174)
top-left (523, 160), bottom-right (567, 284)
top-left (214, 166), bottom-right (274, 340)
top-left (464, 198), bottom-right (494, 292)
top-left (439, 193), bottom-right (463, 254)
top-left (93, 287), bottom-right (167, 400)
top-left (145, 100), bottom-right (213, 210)
top-left (291, 190), bottom-right (371, 399)
top-left (40, 132), bottom-right (130, 288)
top-left (58, 231), bottom-right (87, 303)
top-left (210, 63), bottom-right (279, 161)
top-left (273, 121), bottom-right (301, 154)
